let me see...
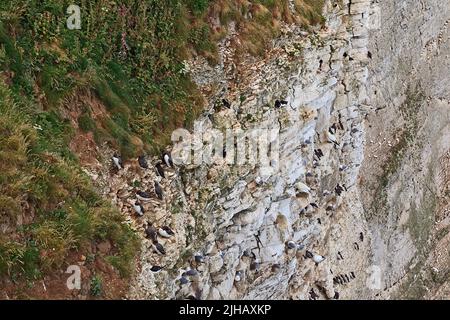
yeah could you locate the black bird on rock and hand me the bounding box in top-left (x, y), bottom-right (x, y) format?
top-left (274, 99), bottom-right (288, 108)
top-left (152, 240), bottom-right (166, 255)
top-left (150, 266), bottom-right (163, 272)
top-left (154, 181), bottom-right (163, 200)
top-left (138, 155), bottom-right (148, 169)
top-left (136, 190), bottom-right (152, 202)
top-left (222, 99), bottom-right (231, 109)
top-left (155, 162), bottom-right (165, 178)
top-left (145, 223), bottom-right (157, 241)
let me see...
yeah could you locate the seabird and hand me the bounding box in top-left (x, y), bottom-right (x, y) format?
top-left (353, 242), bottom-right (359, 250)
top-left (310, 202), bottom-right (319, 208)
top-left (138, 155), bottom-right (148, 169)
top-left (329, 123), bottom-right (337, 135)
top-left (305, 251), bottom-right (314, 259)
top-left (359, 232), bottom-right (364, 242)
top-left (183, 269), bottom-right (198, 277)
top-left (162, 152), bottom-right (173, 167)
top-left (350, 271), bottom-right (355, 279)
top-left (112, 153), bottom-right (123, 170)
top-left (222, 99), bottom-right (231, 109)
top-left (194, 255), bottom-right (205, 264)
top-left (337, 251), bottom-right (344, 260)
top-left (250, 261), bottom-right (259, 271)
top-left (344, 274), bottom-right (350, 282)
top-left (309, 288), bottom-right (319, 300)
top-left (150, 266), bottom-right (163, 272)
top-left (334, 291), bottom-right (340, 300)
top-left (295, 182), bottom-right (311, 195)
top-left (132, 201), bottom-right (144, 216)
top-left (158, 226), bottom-right (174, 238)
top-left (234, 271), bottom-right (242, 282)
top-left (136, 190), bottom-right (152, 202)
top-left (271, 264), bottom-right (281, 273)
top-left (155, 162), bottom-right (165, 178)
top-left (154, 181), bottom-right (163, 200)
top-left (313, 254), bottom-right (325, 264)
top-left (335, 184), bottom-right (345, 196)
top-left (179, 276), bottom-right (189, 285)
top-left (152, 241), bottom-right (166, 255)
top-left (274, 100), bottom-right (288, 108)
top-left (286, 241), bottom-right (297, 250)
top-left (145, 224), bottom-right (157, 241)
top-left (326, 131), bottom-right (339, 146)
top-left (314, 149), bottom-right (324, 160)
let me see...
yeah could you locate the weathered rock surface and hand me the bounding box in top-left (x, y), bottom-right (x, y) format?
top-left (85, 0), bottom-right (449, 300)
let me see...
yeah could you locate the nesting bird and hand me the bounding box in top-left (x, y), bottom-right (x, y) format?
top-left (234, 271), bottom-right (242, 282)
top-left (194, 255), bottom-right (205, 264)
top-left (152, 241), bottom-right (166, 255)
top-left (136, 190), bottom-right (152, 202)
top-left (158, 226), bottom-right (174, 238)
top-left (313, 254), bottom-right (326, 264)
top-left (162, 151), bottom-right (173, 167)
top-left (183, 269), bottom-right (198, 277)
top-left (314, 149), bottom-right (324, 160)
top-left (145, 224), bottom-right (157, 241)
top-left (286, 240), bottom-right (297, 250)
top-left (112, 153), bottom-right (123, 170)
top-left (335, 184), bottom-right (345, 196)
top-left (155, 162), bottom-right (165, 178)
top-left (295, 181), bottom-right (311, 195)
top-left (154, 181), bottom-right (163, 200)
top-left (138, 155), bottom-right (148, 169)
top-left (325, 130), bottom-right (339, 146)
top-left (274, 99), bottom-right (288, 108)
top-left (222, 99), bottom-right (231, 109)
top-left (132, 201), bottom-right (144, 217)
top-left (150, 266), bottom-right (163, 272)
top-left (179, 276), bottom-right (189, 285)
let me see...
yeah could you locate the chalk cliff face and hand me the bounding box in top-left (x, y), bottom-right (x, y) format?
top-left (89, 0), bottom-right (449, 299)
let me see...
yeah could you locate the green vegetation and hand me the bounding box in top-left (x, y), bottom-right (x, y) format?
top-left (0, 82), bottom-right (139, 284)
top-left (90, 274), bottom-right (103, 297)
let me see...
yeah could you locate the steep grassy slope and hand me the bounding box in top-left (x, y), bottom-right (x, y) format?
top-left (0, 0), bottom-right (324, 298)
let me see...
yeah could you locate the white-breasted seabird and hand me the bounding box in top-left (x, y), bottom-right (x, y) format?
top-left (234, 271), bottom-right (242, 282)
top-left (112, 153), bottom-right (123, 170)
top-left (326, 131), bottom-right (339, 146)
top-left (162, 152), bottom-right (173, 167)
top-left (158, 226), bottom-right (174, 238)
top-left (152, 241), bottom-right (166, 255)
top-left (138, 155), bottom-right (148, 169)
top-left (286, 241), bottom-right (297, 250)
top-left (305, 251), bottom-right (314, 259)
top-left (313, 254), bottom-right (325, 264)
top-left (136, 190), bottom-right (152, 202)
top-left (295, 181), bottom-right (311, 195)
top-left (154, 181), bottom-right (163, 200)
top-left (133, 201), bottom-right (144, 216)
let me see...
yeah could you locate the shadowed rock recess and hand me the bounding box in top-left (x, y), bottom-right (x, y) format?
top-left (1, 0), bottom-right (449, 300)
